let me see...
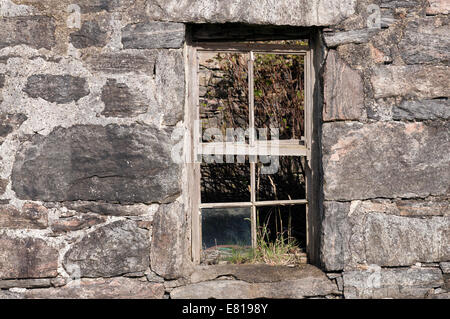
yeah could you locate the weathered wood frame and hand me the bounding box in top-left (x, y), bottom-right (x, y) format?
top-left (186, 41), bottom-right (314, 264)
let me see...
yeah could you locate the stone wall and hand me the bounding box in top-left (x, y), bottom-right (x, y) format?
top-left (0, 0), bottom-right (448, 299)
top-left (320, 0), bottom-right (449, 299)
top-left (0, 0), bottom-right (188, 299)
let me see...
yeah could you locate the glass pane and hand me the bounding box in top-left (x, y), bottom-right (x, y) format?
top-left (201, 207), bottom-right (252, 263)
top-left (198, 52), bottom-right (249, 143)
top-left (254, 54), bottom-right (305, 140)
top-left (256, 156), bottom-right (306, 201)
top-left (201, 162), bottom-right (250, 203)
top-left (257, 205), bottom-right (306, 249)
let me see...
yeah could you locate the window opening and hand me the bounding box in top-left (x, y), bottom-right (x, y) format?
top-left (190, 40), bottom-right (312, 265)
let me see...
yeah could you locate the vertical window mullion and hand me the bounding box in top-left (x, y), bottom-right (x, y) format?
top-left (249, 51), bottom-right (255, 147)
top-left (305, 50), bottom-right (312, 162)
top-left (250, 162), bottom-right (257, 247)
top-left (248, 51), bottom-right (257, 248)
top-left (190, 46), bottom-right (202, 264)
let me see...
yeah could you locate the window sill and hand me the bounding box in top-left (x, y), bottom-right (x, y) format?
top-left (170, 264), bottom-right (341, 299)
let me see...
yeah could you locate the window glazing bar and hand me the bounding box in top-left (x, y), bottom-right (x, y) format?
top-left (198, 142), bottom-right (308, 156)
top-left (195, 42), bottom-right (309, 53)
top-left (199, 199), bottom-right (308, 209)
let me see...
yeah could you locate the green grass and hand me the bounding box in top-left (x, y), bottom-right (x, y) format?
top-left (220, 222), bottom-right (305, 266)
top-left (225, 247), bottom-right (254, 264)
top-left (251, 221), bottom-right (304, 266)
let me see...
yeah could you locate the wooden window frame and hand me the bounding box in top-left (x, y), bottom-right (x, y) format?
top-left (186, 41), bottom-right (314, 264)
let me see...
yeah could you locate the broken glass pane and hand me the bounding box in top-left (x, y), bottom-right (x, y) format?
top-left (254, 54), bottom-right (305, 140)
top-left (198, 52), bottom-right (249, 143)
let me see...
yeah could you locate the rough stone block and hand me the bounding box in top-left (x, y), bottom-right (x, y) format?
top-left (323, 50), bottom-right (364, 121)
top-left (84, 50), bottom-right (184, 125)
top-left (11, 124), bottom-right (181, 204)
top-left (146, 0), bottom-right (357, 26)
top-left (63, 220), bottom-right (150, 278)
top-left (321, 200), bottom-right (449, 270)
top-left (0, 179), bottom-right (7, 196)
top-left (189, 264), bottom-right (329, 284)
top-left (151, 202), bottom-right (191, 279)
top-left (380, 0), bottom-right (422, 9)
top-left (322, 121), bottom-right (450, 200)
top-left (0, 113), bottom-right (27, 145)
top-left (53, 202), bottom-right (153, 216)
top-left (351, 210), bottom-right (449, 267)
top-left (320, 201), bottom-right (351, 271)
top-left (0, 16), bottom-right (55, 50)
top-left (155, 50), bottom-right (185, 125)
top-left (101, 79), bottom-right (148, 118)
top-left (0, 234), bottom-right (58, 279)
top-left (0, 203), bottom-right (48, 229)
top-left (371, 65), bottom-right (450, 99)
top-left (0, 278), bottom-right (52, 289)
top-left (0, 290), bottom-right (24, 299)
top-left (399, 17), bottom-right (449, 64)
top-left (330, 199), bottom-right (449, 218)
top-left (440, 262), bottom-right (450, 274)
top-left (23, 75), bottom-right (90, 104)
top-left (428, 292), bottom-right (450, 299)
top-left (84, 52), bottom-right (156, 74)
top-left (344, 268), bottom-right (444, 299)
top-left (69, 21), bottom-right (108, 49)
top-left (171, 265), bottom-right (338, 299)
top-left (324, 29), bottom-right (379, 47)
top-left (24, 277), bottom-right (164, 299)
top-left (122, 22), bottom-right (185, 49)
top-left (392, 98), bottom-right (450, 121)
top-left (393, 199), bottom-right (449, 217)
top-left (50, 214), bottom-right (106, 233)
top-left (73, 0), bottom-right (136, 13)
top-left (427, 0), bottom-right (450, 14)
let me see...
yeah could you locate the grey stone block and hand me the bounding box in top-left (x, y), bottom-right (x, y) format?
top-left (371, 65), bottom-right (450, 99)
top-left (0, 16), bottom-right (55, 50)
top-left (146, 0), bottom-right (356, 26)
top-left (323, 50), bottom-right (364, 121)
top-left (0, 113), bottom-right (27, 145)
top-left (70, 21), bottom-right (108, 49)
top-left (322, 121), bottom-right (450, 200)
top-left (12, 124), bottom-right (181, 204)
top-left (122, 22), bottom-right (185, 49)
top-left (344, 268), bottom-right (443, 299)
top-left (151, 202), bottom-right (191, 279)
top-left (321, 200), bottom-right (449, 270)
top-left (399, 17), bottom-right (449, 65)
top-left (84, 52), bottom-right (157, 74)
top-left (171, 265), bottom-right (338, 299)
top-left (0, 278), bottom-right (52, 289)
top-left (23, 75), bottom-right (90, 104)
top-left (324, 29), bottom-right (379, 47)
top-left (25, 277), bottom-right (164, 299)
top-left (392, 99), bottom-right (450, 121)
top-left (100, 79), bottom-right (148, 118)
top-left (63, 220), bottom-right (150, 278)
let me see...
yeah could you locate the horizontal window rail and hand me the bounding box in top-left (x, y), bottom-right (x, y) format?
top-left (197, 141), bottom-right (308, 157)
top-left (195, 42), bottom-right (309, 53)
top-left (199, 199), bottom-right (308, 209)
